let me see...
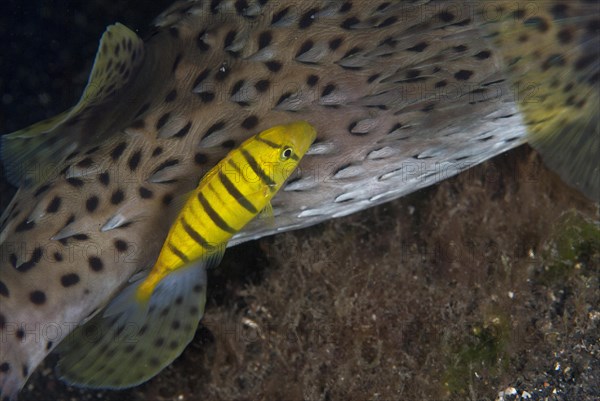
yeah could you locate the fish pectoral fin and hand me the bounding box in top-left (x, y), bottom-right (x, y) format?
top-left (1, 23), bottom-right (144, 187)
top-left (55, 261), bottom-right (208, 389)
top-left (258, 201), bottom-right (275, 228)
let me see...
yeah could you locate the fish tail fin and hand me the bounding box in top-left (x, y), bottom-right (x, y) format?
top-left (480, 1), bottom-right (600, 201)
top-left (56, 261), bottom-right (208, 389)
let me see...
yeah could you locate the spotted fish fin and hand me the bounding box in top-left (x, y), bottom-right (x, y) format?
top-left (56, 259), bottom-right (212, 389)
top-left (1, 23), bottom-right (144, 187)
top-left (480, 1), bottom-right (599, 201)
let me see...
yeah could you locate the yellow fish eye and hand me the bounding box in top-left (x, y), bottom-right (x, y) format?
top-left (280, 147), bottom-right (293, 160)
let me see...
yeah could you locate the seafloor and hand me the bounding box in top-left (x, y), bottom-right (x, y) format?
top-left (1, 1), bottom-right (598, 401)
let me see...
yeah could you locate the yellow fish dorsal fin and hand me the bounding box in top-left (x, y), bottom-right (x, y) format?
top-left (1, 23), bottom-right (145, 187)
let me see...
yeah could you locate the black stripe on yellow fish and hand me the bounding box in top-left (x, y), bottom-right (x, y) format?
top-left (218, 170), bottom-right (258, 214)
top-left (197, 192), bottom-right (237, 234)
top-left (240, 148), bottom-right (277, 188)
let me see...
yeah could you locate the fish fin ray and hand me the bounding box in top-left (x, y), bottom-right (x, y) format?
top-left (56, 261), bottom-right (208, 389)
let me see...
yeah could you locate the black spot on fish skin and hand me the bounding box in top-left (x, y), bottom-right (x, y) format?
top-left (378, 16), bottom-right (398, 28)
top-left (15, 218), bottom-right (35, 232)
top-left (265, 61), bottom-right (282, 72)
top-left (307, 74), bottom-right (319, 87)
top-left (329, 37), bottom-right (343, 51)
top-left (156, 113), bottom-right (171, 130)
top-left (438, 10), bottom-right (455, 22)
top-left (203, 121), bottom-right (226, 139)
top-left (114, 239), bottom-right (128, 252)
top-left (0, 362), bottom-right (9, 372)
top-left (199, 92), bottom-right (215, 102)
top-left (296, 39), bottom-right (314, 58)
top-left (276, 92), bottom-right (292, 106)
top-left (128, 150), bottom-right (142, 171)
top-left (235, 0), bottom-right (249, 15)
top-left (34, 183), bottom-right (51, 197)
top-left (216, 65), bottom-right (230, 81)
top-left (0, 281), bottom-right (9, 297)
top-left (255, 79), bottom-right (270, 92)
top-left (110, 141), bottom-right (127, 161)
top-left (66, 177), bottom-right (84, 187)
top-left (16, 329), bottom-right (24, 340)
top-left (53, 252), bottom-right (63, 262)
top-left (341, 16), bottom-right (360, 30)
top-left (165, 89), bottom-right (177, 103)
top-left (163, 193), bottom-right (174, 206)
top-left (73, 234), bottom-right (89, 241)
top-left (152, 147), bottom-right (163, 157)
top-left (152, 159), bottom-right (179, 176)
top-left (340, 1), bottom-right (352, 13)
top-left (524, 16), bottom-right (549, 32)
top-left (86, 196), bottom-right (99, 213)
top-left (321, 84), bottom-right (336, 97)
top-left (241, 115), bottom-right (259, 129)
top-left (474, 50), bottom-right (491, 60)
top-left (88, 256), bottom-right (104, 272)
top-left (99, 171), bottom-right (110, 186)
top-left (46, 341), bottom-right (53, 351)
top-left (258, 31), bottom-right (272, 49)
top-left (195, 153), bottom-right (208, 165)
top-left (221, 139), bottom-right (236, 149)
top-left (454, 70), bottom-right (474, 81)
top-left (299, 8), bottom-right (319, 29)
top-left (0, 314), bottom-right (6, 330)
top-left (46, 196), bottom-right (62, 213)
top-left (271, 7), bottom-right (289, 25)
top-left (407, 42), bottom-right (428, 52)
top-left (139, 186), bottom-right (153, 199)
top-left (557, 28), bottom-right (573, 44)
top-left (224, 30), bottom-right (237, 49)
top-left (110, 189), bottom-right (125, 205)
top-left (174, 122), bottom-right (192, 138)
top-left (17, 247), bottom-right (43, 273)
top-left (30, 290), bottom-right (46, 305)
top-left (76, 157), bottom-right (93, 168)
top-left (60, 273), bottom-right (80, 287)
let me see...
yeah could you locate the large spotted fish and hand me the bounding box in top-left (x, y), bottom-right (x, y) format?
top-left (0, 1), bottom-right (598, 399)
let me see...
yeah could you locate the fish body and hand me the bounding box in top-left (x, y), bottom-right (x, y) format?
top-left (0, 0), bottom-right (598, 399)
top-left (55, 121), bottom-right (315, 389)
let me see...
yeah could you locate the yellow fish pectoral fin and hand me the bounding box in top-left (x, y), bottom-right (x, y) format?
top-left (55, 260), bottom-right (208, 389)
top-left (258, 201), bottom-right (275, 228)
top-left (1, 23), bottom-right (144, 187)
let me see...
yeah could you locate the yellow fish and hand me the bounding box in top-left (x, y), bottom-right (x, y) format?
top-left (56, 121), bottom-right (316, 389)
